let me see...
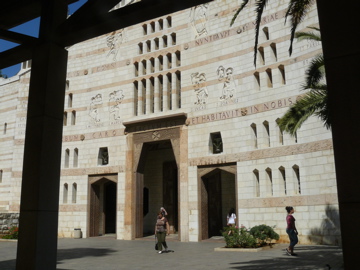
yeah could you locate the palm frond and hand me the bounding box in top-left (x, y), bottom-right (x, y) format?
top-left (302, 54), bottom-right (325, 89)
top-left (230, 0), bottom-right (250, 26)
top-left (285, 0), bottom-right (315, 55)
top-left (253, 0), bottom-right (269, 66)
top-left (277, 88), bottom-right (328, 136)
top-left (295, 30), bottom-right (321, 42)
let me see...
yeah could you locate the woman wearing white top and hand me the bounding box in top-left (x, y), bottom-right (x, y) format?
top-left (227, 208), bottom-right (236, 227)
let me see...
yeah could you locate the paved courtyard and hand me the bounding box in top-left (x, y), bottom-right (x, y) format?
top-left (0, 237), bottom-right (344, 270)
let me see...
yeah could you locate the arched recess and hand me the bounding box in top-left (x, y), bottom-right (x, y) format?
top-left (198, 163), bottom-right (237, 240)
top-left (88, 174), bottom-right (118, 237)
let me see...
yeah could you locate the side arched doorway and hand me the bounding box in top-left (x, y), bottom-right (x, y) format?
top-left (88, 174), bottom-right (117, 237)
top-left (198, 164), bottom-right (237, 240)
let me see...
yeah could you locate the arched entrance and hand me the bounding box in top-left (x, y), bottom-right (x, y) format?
top-left (198, 164), bottom-right (237, 240)
top-left (135, 140), bottom-right (179, 237)
top-left (88, 174), bottom-right (117, 237)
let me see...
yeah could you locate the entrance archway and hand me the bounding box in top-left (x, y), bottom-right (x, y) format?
top-left (88, 175), bottom-right (117, 237)
top-left (198, 164), bottom-right (237, 240)
top-left (135, 140), bottom-right (179, 238)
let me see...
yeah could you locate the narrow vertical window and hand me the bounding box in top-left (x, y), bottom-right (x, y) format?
top-left (154, 38), bottom-right (159, 50)
top-left (158, 55), bottom-right (163, 71)
top-left (265, 167), bottom-right (273, 196)
top-left (71, 111), bottom-right (76, 125)
top-left (63, 112), bottom-right (67, 126)
top-left (266, 68), bottom-right (273, 88)
top-left (254, 72), bottom-right (260, 90)
top-left (146, 40), bottom-right (151, 52)
top-left (171, 33), bottom-right (176, 45)
top-left (158, 19), bottom-right (163, 30)
top-left (72, 183), bottom-right (77, 204)
top-left (166, 16), bottom-right (172, 28)
top-left (65, 80), bottom-right (69, 91)
top-left (134, 62), bottom-right (139, 77)
top-left (167, 73), bottom-right (172, 110)
top-left (150, 21), bottom-right (155, 33)
top-left (142, 60), bottom-right (147, 75)
top-left (263, 120), bottom-right (270, 147)
top-left (138, 43), bottom-right (143, 54)
top-left (253, 169), bottom-right (260, 197)
top-left (270, 43), bottom-right (277, 62)
top-left (150, 77), bottom-right (155, 113)
top-left (3, 123), bottom-right (7, 134)
top-left (73, 148), bottom-right (78, 168)
top-left (263, 27), bottom-right (269, 40)
top-left (167, 53), bottom-right (172, 69)
top-left (210, 132), bottom-right (223, 154)
top-left (279, 65), bottom-right (286, 85)
top-left (258, 47), bottom-right (265, 65)
top-left (142, 24), bottom-right (147, 35)
top-left (162, 35), bottom-right (168, 48)
top-left (279, 166), bottom-right (286, 195)
top-left (98, 147), bottom-right (109, 165)
top-left (133, 81), bottom-right (138, 116)
top-left (175, 51), bottom-right (181, 67)
top-left (0, 170), bottom-right (3, 183)
top-left (176, 71), bottom-right (181, 108)
top-left (68, 93), bottom-right (73, 108)
top-left (293, 165), bottom-right (301, 194)
top-left (63, 183), bottom-right (68, 204)
top-left (251, 123), bottom-right (258, 149)
top-left (159, 75), bottom-right (163, 111)
top-left (150, 58), bottom-right (155, 73)
top-left (276, 118), bottom-right (284, 145)
top-left (141, 79), bottom-right (146, 114)
top-left (65, 149), bottom-right (70, 168)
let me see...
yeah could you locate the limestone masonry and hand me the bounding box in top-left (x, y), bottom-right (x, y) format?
top-left (0, 0), bottom-right (340, 245)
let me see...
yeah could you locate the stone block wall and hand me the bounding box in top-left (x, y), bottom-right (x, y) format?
top-left (0, 213), bottom-right (19, 235)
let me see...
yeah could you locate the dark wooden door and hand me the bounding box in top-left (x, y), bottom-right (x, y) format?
top-left (90, 184), bottom-right (100, 237)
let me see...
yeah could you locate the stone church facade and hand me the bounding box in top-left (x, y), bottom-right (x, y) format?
top-left (0, 0), bottom-right (340, 245)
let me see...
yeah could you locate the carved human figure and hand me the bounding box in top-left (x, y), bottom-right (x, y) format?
top-left (106, 29), bottom-right (126, 61)
top-left (191, 72), bottom-right (208, 105)
top-left (109, 90), bottom-right (124, 120)
top-left (189, 4), bottom-right (209, 39)
top-left (217, 66), bottom-right (236, 100)
top-left (89, 94), bottom-right (103, 123)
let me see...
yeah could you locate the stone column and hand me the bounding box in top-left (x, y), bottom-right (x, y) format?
top-left (145, 78), bottom-right (151, 114)
top-left (15, 2), bottom-right (68, 269)
top-left (163, 74), bottom-right (169, 112)
top-left (154, 77), bottom-right (160, 113)
top-left (171, 72), bottom-right (178, 110)
top-left (138, 81), bottom-right (144, 116)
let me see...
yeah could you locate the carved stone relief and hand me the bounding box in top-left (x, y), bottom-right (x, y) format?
top-left (217, 65), bottom-right (236, 100)
top-left (189, 4), bottom-right (209, 39)
top-left (106, 29), bottom-right (127, 61)
top-left (133, 128), bottom-right (180, 144)
top-left (89, 94), bottom-right (103, 123)
top-left (109, 90), bottom-right (125, 121)
top-left (191, 72), bottom-right (208, 105)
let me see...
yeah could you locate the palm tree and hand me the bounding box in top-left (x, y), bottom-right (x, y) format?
top-left (277, 27), bottom-right (330, 136)
top-left (231, 0), bottom-right (315, 66)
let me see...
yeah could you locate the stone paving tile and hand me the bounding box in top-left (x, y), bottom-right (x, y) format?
top-left (0, 238), bottom-right (344, 270)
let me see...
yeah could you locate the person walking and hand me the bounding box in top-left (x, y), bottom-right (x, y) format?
top-left (155, 212), bottom-right (170, 254)
top-left (226, 208), bottom-right (236, 227)
top-left (285, 206), bottom-right (298, 256)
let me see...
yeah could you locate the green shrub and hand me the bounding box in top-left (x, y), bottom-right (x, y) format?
top-left (222, 224), bottom-right (279, 248)
top-left (249, 224), bottom-right (279, 246)
top-left (222, 227), bottom-right (257, 248)
top-left (2, 226), bottom-right (19, 239)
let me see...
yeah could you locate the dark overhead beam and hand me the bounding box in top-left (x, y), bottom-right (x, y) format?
top-left (57, 0), bottom-right (213, 47)
top-left (0, 44), bottom-right (33, 70)
top-left (0, 0), bottom-right (78, 29)
top-left (0, 29), bottom-right (38, 44)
